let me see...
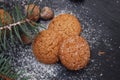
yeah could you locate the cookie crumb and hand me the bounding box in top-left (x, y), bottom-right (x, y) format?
top-left (98, 51), bottom-right (105, 56)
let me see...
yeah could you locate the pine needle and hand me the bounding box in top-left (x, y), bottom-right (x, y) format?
top-left (0, 0), bottom-right (45, 51)
top-left (9, 29), bottom-right (14, 45)
top-left (27, 21), bottom-right (39, 34)
top-left (0, 30), bottom-right (4, 50)
top-left (3, 29), bottom-right (7, 50)
top-left (13, 25), bottom-right (23, 43)
top-left (0, 54), bottom-right (30, 80)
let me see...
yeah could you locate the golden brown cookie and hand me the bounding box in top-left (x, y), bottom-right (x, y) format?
top-left (32, 30), bottom-right (62, 64)
top-left (48, 14), bottom-right (82, 39)
top-left (59, 36), bottom-right (90, 70)
top-left (21, 34), bottom-right (32, 45)
top-left (0, 9), bottom-right (13, 36)
top-left (25, 4), bottom-right (40, 21)
top-left (0, 9), bottom-right (13, 25)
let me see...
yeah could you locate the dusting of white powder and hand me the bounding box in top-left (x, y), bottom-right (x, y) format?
top-left (9, 9), bottom-right (107, 80)
top-left (3, 0), bottom-right (115, 80)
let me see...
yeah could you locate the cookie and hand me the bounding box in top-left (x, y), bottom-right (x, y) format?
top-left (25, 4), bottom-right (40, 21)
top-left (32, 30), bottom-right (62, 64)
top-left (0, 9), bottom-right (13, 25)
top-left (59, 36), bottom-right (90, 70)
top-left (0, 9), bottom-right (13, 36)
top-left (48, 14), bottom-right (82, 39)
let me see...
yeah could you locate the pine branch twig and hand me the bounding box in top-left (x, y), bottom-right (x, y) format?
top-left (0, 0), bottom-right (47, 51)
top-left (0, 19), bottom-right (31, 30)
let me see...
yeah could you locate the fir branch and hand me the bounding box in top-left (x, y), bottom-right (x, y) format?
top-left (0, 0), bottom-right (45, 51)
top-left (0, 19), bottom-right (30, 30)
top-left (0, 54), bottom-right (30, 80)
top-left (0, 0), bottom-right (45, 79)
top-left (0, 54), bottom-right (14, 80)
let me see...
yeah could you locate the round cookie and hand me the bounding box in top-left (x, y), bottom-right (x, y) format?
top-left (32, 30), bottom-right (62, 64)
top-left (0, 9), bottom-right (13, 25)
top-left (25, 4), bottom-right (40, 21)
top-left (59, 36), bottom-right (90, 70)
top-left (0, 9), bottom-right (13, 36)
top-left (48, 14), bottom-right (82, 39)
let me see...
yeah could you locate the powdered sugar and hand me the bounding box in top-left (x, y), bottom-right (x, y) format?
top-left (2, 0), bottom-right (115, 80)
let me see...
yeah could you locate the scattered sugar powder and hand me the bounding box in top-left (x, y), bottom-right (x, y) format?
top-left (7, 45), bottom-right (63, 80)
top-left (3, 0), bottom-right (115, 80)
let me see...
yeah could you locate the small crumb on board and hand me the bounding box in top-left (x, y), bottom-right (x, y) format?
top-left (98, 51), bottom-right (106, 56)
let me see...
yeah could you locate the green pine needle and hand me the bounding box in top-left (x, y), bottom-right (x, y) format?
top-left (13, 25), bottom-right (23, 44)
top-left (0, 0), bottom-right (46, 80)
top-left (0, 1), bottom-right (46, 51)
top-left (0, 54), bottom-right (30, 80)
top-left (19, 23), bottom-right (31, 39)
top-left (27, 22), bottom-right (39, 34)
top-left (9, 29), bottom-right (14, 45)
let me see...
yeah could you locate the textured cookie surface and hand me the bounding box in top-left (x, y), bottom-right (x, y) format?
top-left (25, 4), bottom-right (40, 21)
top-left (59, 36), bottom-right (90, 70)
top-left (0, 9), bottom-right (13, 36)
top-left (32, 30), bottom-right (62, 64)
top-left (0, 9), bottom-right (13, 25)
top-left (48, 14), bottom-right (82, 39)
